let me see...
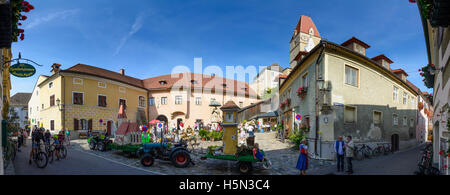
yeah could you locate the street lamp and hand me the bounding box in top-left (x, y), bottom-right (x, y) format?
top-left (56, 98), bottom-right (62, 111)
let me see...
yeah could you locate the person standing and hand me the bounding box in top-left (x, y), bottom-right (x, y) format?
top-left (44, 130), bottom-right (51, 145)
top-left (334, 136), bottom-right (345, 172)
top-left (344, 136), bottom-right (355, 174)
top-left (65, 128), bottom-right (71, 146)
top-left (296, 139), bottom-right (308, 175)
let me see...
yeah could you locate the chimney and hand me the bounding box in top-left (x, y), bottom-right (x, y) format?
top-left (51, 63), bottom-right (61, 75)
top-left (341, 37), bottom-right (370, 56)
top-left (371, 54), bottom-right (393, 70)
top-left (120, 69), bottom-right (125, 75)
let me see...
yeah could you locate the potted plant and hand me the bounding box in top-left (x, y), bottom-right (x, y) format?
top-left (297, 87), bottom-right (308, 99)
top-left (199, 129), bottom-right (208, 141)
top-left (419, 64), bottom-right (435, 89)
top-left (418, 102), bottom-right (424, 111)
top-left (209, 131), bottom-right (214, 141)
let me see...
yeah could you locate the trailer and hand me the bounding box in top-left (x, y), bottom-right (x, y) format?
top-left (201, 149), bottom-right (270, 174)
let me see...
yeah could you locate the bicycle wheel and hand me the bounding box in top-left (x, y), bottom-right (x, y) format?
top-left (48, 150), bottom-right (54, 163)
top-left (35, 152), bottom-right (48, 168)
top-left (372, 148), bottom-right (381, 157)
top-left (60, 146), bottom-right (67, 159)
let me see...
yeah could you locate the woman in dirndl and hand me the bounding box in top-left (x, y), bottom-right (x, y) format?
top-left (296, 139), bottom-right (308, 175)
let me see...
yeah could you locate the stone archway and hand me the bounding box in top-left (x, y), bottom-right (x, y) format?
top-left (156, 115), bottom-right (168, 124)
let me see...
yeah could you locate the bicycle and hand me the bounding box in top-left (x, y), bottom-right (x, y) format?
top-left (372, 143), bottom-right (385, 157)
top-left (414, 143), bottom-right (440, 175)
top-left (2, 137), bottom-right (17, 169)
top-left (383, 143), bottom-right (392, 154)
top-left (355, 144), bottom-right (372, 160)
top-left (31, 143), bottom-right (48, 168)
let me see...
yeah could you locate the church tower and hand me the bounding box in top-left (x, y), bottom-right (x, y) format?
top-left (289, 15), bottom-right (321, 69)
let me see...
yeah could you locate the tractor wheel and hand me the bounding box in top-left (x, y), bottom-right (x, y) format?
top-left (238, 161), bottom-right (253, 175)
top-left (98, 142), bottom-right (106, 152)
top-left (89, 141), bottom-right (96, 150)
top-left (171, 150), bottom-right (191, 168)
top-left (141, 154), bottom-right (154, 167)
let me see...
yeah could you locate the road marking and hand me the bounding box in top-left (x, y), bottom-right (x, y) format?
top-left (73, 149), bottom-right (166, 175)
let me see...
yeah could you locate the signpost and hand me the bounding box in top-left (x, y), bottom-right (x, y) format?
top-left (9, 62), bottom-right (36, 78)
top-left (295, 114), bottom-right (302, 121)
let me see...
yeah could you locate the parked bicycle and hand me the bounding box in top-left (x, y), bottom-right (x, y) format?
top-left (2, 136), bottom-right (17, 169)
top-left (355, 144), bottom-right (373, 160)
top-left (414, 143), bottom-right (440, 175)
top-left (372, 143), bottom-right (385, 157)
top-left (31, 143), bottom-right (48, 168)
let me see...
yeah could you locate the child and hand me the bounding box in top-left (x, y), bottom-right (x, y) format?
top-left (252, 143), bottom-right (266, 164)
top-left (53, 135), bottom-right (61, 161)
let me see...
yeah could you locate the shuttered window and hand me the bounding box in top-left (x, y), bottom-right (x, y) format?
top-left (345, 65), bottom-right (358, 87)
top-left (88, 119), bottom-right (93, 130)
top-left (74, 118), bottom-right (79, 130)
top-left (50, 95), bottom-right (55, 107)
top-left (50, 120), bottom-right (54, 130)
top-left (344, 106), bottom-right (356, 123)
top-left (98, 95), bottom-right (107, 107)
top-left (73, 92), bottom-right (83, 105)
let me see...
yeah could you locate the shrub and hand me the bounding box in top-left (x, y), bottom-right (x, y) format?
top-left (289, 130), bottom-right (306, 149)
top-left (199, 129), bottom-right (208, 138)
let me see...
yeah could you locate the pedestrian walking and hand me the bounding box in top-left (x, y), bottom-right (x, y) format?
top-left (344, 136), bottom-right (355, 174)
top-left (334, 136), bottom-right (345, 172)
top-left (296, 139), bottom-right (308, 175)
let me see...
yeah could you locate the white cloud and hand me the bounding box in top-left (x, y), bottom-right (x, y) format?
top-left (114, 13), bottom-right (145, 56)
top-left (25, 9), bottom-right (80, 29)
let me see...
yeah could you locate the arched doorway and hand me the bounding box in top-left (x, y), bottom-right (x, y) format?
top-left (391, 134), bottom-right (399, 152)
top-left (156, 115), bottom-right (168, 124)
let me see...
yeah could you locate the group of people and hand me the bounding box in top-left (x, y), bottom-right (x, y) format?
top-left (28, 127), bottom-right (71, 164)
top-left (295, 136), bottom-right (355, 175)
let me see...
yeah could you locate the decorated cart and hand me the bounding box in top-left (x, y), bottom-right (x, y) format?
top-left (200, 101), bottom-right (271, 174)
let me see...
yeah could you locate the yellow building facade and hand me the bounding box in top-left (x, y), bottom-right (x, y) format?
top-left (36, 64), bottom-right (148, 137)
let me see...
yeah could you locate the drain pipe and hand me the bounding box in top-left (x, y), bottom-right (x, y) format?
top-left (314, 41), bottom-right (326, 156)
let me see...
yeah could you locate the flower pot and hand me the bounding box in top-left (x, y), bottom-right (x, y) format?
top-left (202, 137), bottom-right (206, 141)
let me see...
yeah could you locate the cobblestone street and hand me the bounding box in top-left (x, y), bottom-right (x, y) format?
top-left (11, 132), bottom-right (421, 175)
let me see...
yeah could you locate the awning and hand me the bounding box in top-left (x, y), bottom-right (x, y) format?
top-left (251, 112), bottom-right (279, 120)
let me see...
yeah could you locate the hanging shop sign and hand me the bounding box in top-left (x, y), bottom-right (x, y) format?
top-left (9, 62), bottom-right (36, 78)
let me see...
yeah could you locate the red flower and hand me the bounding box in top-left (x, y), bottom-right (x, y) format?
top-left (418, 69), bottom-right (421, 72)
top-left (445, 164), bottom-right (448, 169)
top-left (18, 23), bottom-right (22, 26)
top-left (21, 15), bottom-right (27, 20)
top-left (409, 0), bottom-right (416, 3)
top-left (23, 7), bottom-right (30, 12)
top-left (28, 4), bottom-right (34, 10)
top-left (439, 150), bottom-right (444, 155)
top-left (20, 33), bottom-right (24, 41)
top-left (430, 64), bottom-right (434, 67)
top-left (420, 73), bottom-right (423, 76)
top-left (18, 29), bottom-right (24, 33)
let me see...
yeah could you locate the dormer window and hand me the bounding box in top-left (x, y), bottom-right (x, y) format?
top-left (191, 80), bottom-right (197, 84)
top-left (159, 80), bottom-right (167, 85)
top-left (222, 84), bottom-right (227, 88)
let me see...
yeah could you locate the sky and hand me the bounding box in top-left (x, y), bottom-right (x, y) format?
top-left (10, 0), bottom-right (431, 96)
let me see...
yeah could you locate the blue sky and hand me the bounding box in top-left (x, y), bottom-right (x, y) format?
top-left (11, 0), bottom-right (431, 95)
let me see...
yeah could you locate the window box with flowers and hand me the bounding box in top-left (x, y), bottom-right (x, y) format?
top-left (418, 102), bottom-right (424, 111)
top-left (297, 87), bottom-right (308, 99)
top-left (418, 64), bottom-right (435, 89)
top-left (299, 122), bottom-right (310, 133)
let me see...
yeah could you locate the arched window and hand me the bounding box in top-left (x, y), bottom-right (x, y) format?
top-left (309, 28), bottom-right (314, 36)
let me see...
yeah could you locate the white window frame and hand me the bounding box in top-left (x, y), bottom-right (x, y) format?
top-left (403, 93), bottom-right (407, 105)
top-left (175, 95), bottom-right (182, 105)
top-left (73, 78), bottom-right (83, 85)
top-left (393, 86), bottom-right (398, 101)
top-left (344, 65), bottom-right (359, 88)
top-left (148, 97), bottom-right (155, 106)
top-left (403, 116), bottom-right (407, 126)
top-left (72, 91), bottom-right (84, 105)
top-left (161, 97), bottom-right (168, 105)
top-left (393, 114), bottom-right (398, 126)
top-left (138, 96), bottom-right (146, 108)
top-left (97, 94), bottom-right (107, 107)
top-left (195, 97), bottom-right (201, 105)
top-left (302, 72), bottom-right (309, 88)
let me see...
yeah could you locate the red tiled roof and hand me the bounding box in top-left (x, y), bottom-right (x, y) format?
top-left (341, 37), bottom-right (371, 49)
top-left (294, 51), bottom-right (309, 61)
top-left (115, 122), bottom-right (140, 136)
top-left (143, 72), bottom-right (256, 96)
top-left (221, 100), bottom-right (240, 109)
top-left (406, 80), bottom-right (420, 93)
top-left (371, 54), bottom-right (394, 64)
top-left (391, 69), bottom-right (409, 77)
top-left (62, 64), bottom-right (145, 89)
top-left (294, 15), bottom-right (321, 37)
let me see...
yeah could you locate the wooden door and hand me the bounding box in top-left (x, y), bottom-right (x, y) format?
top-left (107, 121), bottom-right (112, 136)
